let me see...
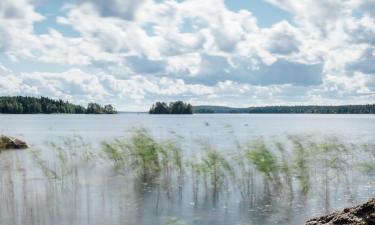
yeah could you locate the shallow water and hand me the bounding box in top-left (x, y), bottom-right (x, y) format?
top-left (0, 114), bottom-right (375, 225)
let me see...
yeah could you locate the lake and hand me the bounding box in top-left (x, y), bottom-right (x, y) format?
top-left (0, 114), bottom-right (375, 225)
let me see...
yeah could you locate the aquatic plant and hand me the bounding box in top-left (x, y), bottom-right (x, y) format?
top-left (199, 144), bottom-right (233, 195)
top-left (158, 140), bottom-right (184, 197)
top-left (275, 142), bottom-right (294, 203)
top-left (358, 162), bottom-right (375, 173)
top-left (245, 139), bottom-right (280, 187)
top-left (310, 138), bottom-right (354, 211)
top-left (102, 140), bottom-right (127, 170)
top-left (289, 136), bottom-right (310, 196)
top-left (186, 157), bottom-right (204, 204)
top-left (121, 129), bottom-right (161, 181)
top-left (233, 151), bottom-right (256, 204)
top-left (166, 217), bottom-right (187, 225)
top-left (102, 129), bottom-right (185, 187)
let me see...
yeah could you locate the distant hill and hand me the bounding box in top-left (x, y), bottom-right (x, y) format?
top-left (0, 96), bottom-right (117, 114)
top-left (193, 105), bottom-right (375, 114)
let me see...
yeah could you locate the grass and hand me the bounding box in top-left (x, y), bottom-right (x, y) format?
top-left (200, 145), bottom-right (233, 194)
top-left (245, 139), bottom-right (280, 185)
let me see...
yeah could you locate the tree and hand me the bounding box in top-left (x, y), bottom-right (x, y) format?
top-left (86, 103), bottom-right (103, 114)
top-left (104, 104), bottom-right (117, 114)
top-left (149, 102), bottom-right (170, 114)
top-left (149, 101), bottom-right (193, 114)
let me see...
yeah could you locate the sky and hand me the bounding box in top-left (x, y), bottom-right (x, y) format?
top-left (0, 0), bottom-right (375, 111)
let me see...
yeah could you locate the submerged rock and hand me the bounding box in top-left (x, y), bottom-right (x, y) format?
top-left (305, 198), bottom-right (375, 225)
top-left (0, 135), bottom-right (28, 150)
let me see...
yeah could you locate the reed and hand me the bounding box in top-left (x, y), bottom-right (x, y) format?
top-left (245, 139), bottom-right (280, 188)
top-left (199, 144), bottom-right (233, 196)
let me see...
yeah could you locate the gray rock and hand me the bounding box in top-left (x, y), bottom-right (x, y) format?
top-left (305, 198), bottom-right (375, 225)
top-left (0, 135), bottom-right (28, 150)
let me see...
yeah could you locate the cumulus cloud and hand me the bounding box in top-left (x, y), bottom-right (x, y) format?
top-left (0, 0), bottom-right (43, 55)
top-left (347, 48), bottom-right (375, 75)
top-left (263, 21), bottom-right (301, 55)
top-left (79, 0), bottom-right (148, 20)
top-left (360, 1), bottom-right (375, 17)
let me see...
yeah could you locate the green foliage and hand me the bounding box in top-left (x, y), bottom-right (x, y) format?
top-left (103, 104), bottom-right (117, 114)
top-left (166, 218), bottom-right (187, 225)
top-left (102, 141), bottom-right (126, 169)
top-left (289, 136), bottom-right (310, 195)
top-left (149, 102), bottom-right (170, 114)
top-left (102, 129), bottom-right (184, 183)
top-left (358, 162), bottom-right (375, 173)
top-left (245, 139), bottom-right (279, 182)
top-left (29, 137), bottom-right (95, 182)
top-left (149, 101), bottom-right (193, 114)
top-left (199, 145), bottom-right (233, 193)
top-left (0, 96), bottom-right (117, 114)
top-left (86, 103), bottom-right (117, 114)
top-left (100, 133), bottom-right (375, 205)
top-left (159, 141), bottom-right (184, 176)
top-left (127, 129), bottom-right (161, 180)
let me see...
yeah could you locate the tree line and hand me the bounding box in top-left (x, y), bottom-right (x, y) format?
top-left (193, 105), bottom-right (375, 114)
top-left (0, 96), bottom-right (117, 114)
top-left (149, 101), bottom-right (193, 114)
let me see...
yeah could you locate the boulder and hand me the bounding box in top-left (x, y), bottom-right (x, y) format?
top-left (305, 198), bottom-right (375, 225)
top-left (0, 135), bottom-right (28, 150)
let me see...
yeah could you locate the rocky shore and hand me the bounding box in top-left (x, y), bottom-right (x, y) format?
top-left (0, 135), bottom-right (28, 150)
top-left (305, 198), bottom-right (375, 225)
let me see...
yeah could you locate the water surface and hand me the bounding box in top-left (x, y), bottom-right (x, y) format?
top-left (0, 114), bottom-right (374, 225)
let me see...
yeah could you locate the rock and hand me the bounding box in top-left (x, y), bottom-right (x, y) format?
top-left (305, 198), bottom-right (375, 225)
top-left (0, 135), bottom-right (28, 150)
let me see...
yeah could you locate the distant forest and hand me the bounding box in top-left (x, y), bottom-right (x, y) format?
top-left (0, 96), bottom-right (117, 114)
top-left (149, 101), bottom-right (193, 114)
top-left (193, 105), bottom-right (375, 114)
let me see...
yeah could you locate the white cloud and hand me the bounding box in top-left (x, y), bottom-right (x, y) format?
top-left (0, 0), bottom-right (375, 109)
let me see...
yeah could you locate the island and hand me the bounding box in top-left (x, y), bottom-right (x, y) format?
top-left (149, 101), bottom-right (193, 114)
top-left (0, 96), bottom-right (117, 114)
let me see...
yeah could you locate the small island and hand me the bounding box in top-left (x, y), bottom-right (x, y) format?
top-left (0, 96), bottom-right (117, 114)
top-left (149, 101), bottom-right (193, 114)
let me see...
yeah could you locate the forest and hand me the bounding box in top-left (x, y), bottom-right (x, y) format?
top-left (193, 104), bottom-right (375, 114)
top-left (0, 96), bottom-right (117, 114)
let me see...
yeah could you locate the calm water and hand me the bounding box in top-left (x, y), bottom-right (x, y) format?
top-left (0, 114), bottom-right (375, 225)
